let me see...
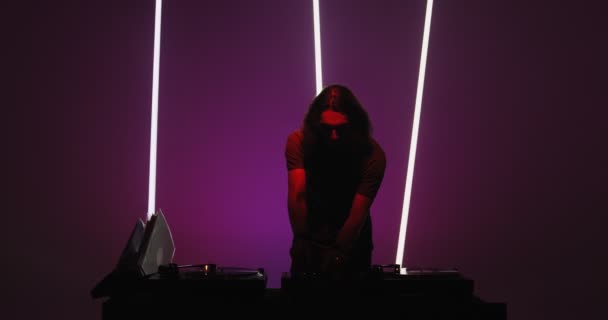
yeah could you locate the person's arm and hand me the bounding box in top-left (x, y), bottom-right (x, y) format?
top-left (334, 141), bottom-right (386, 256)
top-left (287, 168), bottom-right (308, 237)
top-left (333, 193), bottom-right (373, 255)
top-left (285, 131), bottom-right (308, 238)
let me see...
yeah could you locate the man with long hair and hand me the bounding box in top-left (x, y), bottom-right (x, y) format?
top-left (285, 84), bottom-right (386, 274)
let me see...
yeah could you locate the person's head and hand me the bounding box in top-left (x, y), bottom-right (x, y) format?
top-left (302, 85), bottom-right (373, 160)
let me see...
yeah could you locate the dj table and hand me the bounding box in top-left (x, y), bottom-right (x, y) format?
top-left (98, 266), bottom-right (506, 319)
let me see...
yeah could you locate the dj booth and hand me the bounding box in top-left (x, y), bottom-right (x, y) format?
top-left (98, 266), bottom-right (506, 319)
top-left (93, 211), bottom-right (506, 319)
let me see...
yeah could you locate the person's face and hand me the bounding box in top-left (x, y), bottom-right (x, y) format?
top-left (320, 109), bottom-right (349, 142)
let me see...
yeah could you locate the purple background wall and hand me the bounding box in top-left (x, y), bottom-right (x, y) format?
top-left (5, 1), bottom-right (606, 319)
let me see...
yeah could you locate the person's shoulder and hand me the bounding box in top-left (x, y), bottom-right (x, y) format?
top-left (289, 128), bottom-right (303, 139)
top-left (286, 129), bottom-right (304, 144)
top-left (285, 129), bottom-right (305, 168)
top-left (369, 137), bottom-right (385, 159)
top-left (285, 128), bottom-right (304, 150)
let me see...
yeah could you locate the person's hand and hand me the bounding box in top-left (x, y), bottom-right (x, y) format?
top-left (290, 236), bottom-right (314, 272)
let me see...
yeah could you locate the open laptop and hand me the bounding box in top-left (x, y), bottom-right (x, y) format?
top-left (137, 208), bottom-right (175, 277)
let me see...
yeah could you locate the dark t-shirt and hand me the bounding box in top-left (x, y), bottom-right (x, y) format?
top-left (285, 129), bottom-right (386, 250)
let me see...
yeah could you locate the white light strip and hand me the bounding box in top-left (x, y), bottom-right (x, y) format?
top-left (312, 0), bottom-right (323, 94)
top-left (396, 0), bottom-right (434, 270)
top-left (147, 0), bottom-right (163, 221)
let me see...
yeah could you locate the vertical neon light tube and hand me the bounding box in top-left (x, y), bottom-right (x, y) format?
top-left (148, 0), bottom-right (163, 220)
top-left (396, 0), bottom-right (434, 270)
top-left (312, 0), bottom-right (323, 94)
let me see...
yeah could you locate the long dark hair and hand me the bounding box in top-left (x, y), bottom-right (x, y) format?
top-left (301, 84), bottom-right (373, 167)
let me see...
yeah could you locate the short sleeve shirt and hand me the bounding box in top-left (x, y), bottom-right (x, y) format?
top-left (285, 129), bottom-right (386, 247)
top-left (285, 129), bottom-right (386, 200)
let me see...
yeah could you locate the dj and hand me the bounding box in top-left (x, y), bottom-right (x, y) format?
top-left (285, 84), bottom-right (386, 274)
